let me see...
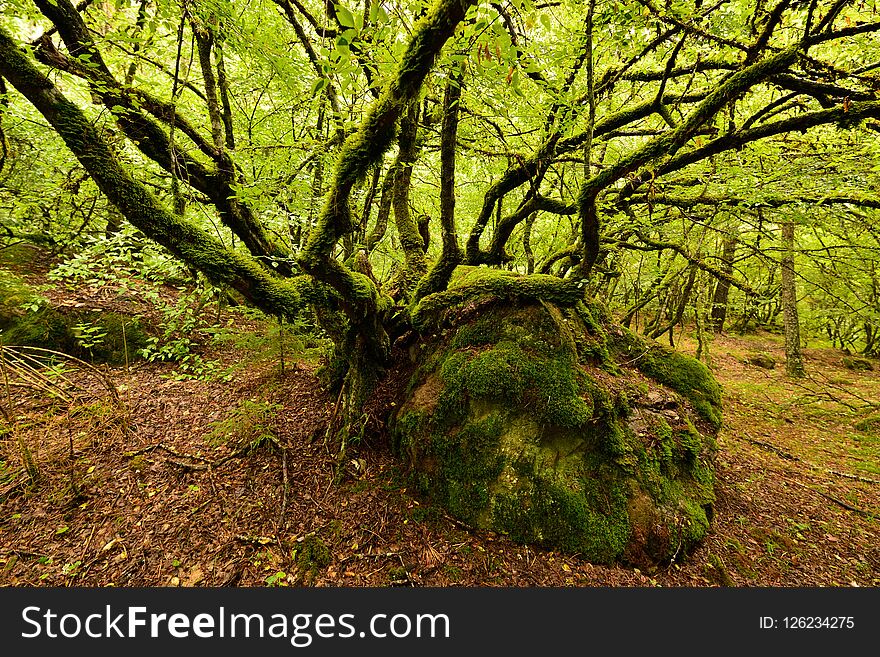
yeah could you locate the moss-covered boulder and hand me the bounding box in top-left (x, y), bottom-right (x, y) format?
top-left (1, 268), bottom-right (147, 364)
top-left (842, 357), bottom-right (873, 372)
top-left (0, 268), bottom-right (44, 327)
top-left (746, 352), bottom-right (776, 369)
top-left (391, 293), bottom-right (721, 568)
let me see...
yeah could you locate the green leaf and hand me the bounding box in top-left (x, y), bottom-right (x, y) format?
top-left (336, 4), bottom-right (355, 28)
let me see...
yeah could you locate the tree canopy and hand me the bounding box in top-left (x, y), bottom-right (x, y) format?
top-left (2, 0), bottom-right (880, 396)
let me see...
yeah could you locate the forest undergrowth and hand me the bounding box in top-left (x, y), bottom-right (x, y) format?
top-left (1, 266), bottom-right (877, 588)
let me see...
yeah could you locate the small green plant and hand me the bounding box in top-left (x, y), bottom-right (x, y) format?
top-left (47, 227), bottom-right (188, 286)
top-left (61, 560), bottom-right (82, 578)
top-left (206, 400), bottom-right (281, 453)
top-left (136, 284), bottom-right (232, 381)
top-left (17, 434), bottom-right (39, 484)
top-left (265, 571), bottom-right (289, 587)
top-left (19, 297), bottom-right (45, 314)
top-left (72, 322), bottom-right (108, 361)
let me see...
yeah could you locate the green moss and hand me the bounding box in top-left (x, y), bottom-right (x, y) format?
top-left (571, 302), bottom-right (617, 369)
top-left (1, 305), bottom-right (67, 349)
top-left (84, 312), bottom-right (149, 364)
top-left (493, 474), bottom-right (632, 562)
top-left (614, 390), bottom-right (631, 418)
top-left (434, 338), bottom-right (591, 431)
top-left (392, 410), bottom-right (427, 455)
top-left (295, 535), bottom-right (331, 576)
top-left (610, 327), bottom-right (722, 429)
top-left (412, 267), bottom-right (585, 330)
top-left (677, 423), bottom-right (705, 461)
top-left (0, 268), bottom-right (46, 328)
top-left (1, 304), bottom-right (148, 365)
top-left (448, 314), bottom-right (504, 349)
top-left (855, 415), bottom-right (880, 435)
top-left (841, 356), bottom-right (873, 372)
top-left (393, 298), bottom-right (719, 566)
top-left (409, 414), bottom-right (505, 524)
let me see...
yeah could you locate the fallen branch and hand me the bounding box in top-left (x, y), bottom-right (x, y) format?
top-left (235, 534), bottom-right (275, 546)
top-left (166, 458), bottom-right (209, 471)
top-left (125, 442), bottom-right (213, 463)
top-left (732, 435), bottom-right (880, 486)
top-left (822, 469), bottom-right (880, 486)
top-left (277, 447), bottom-right (289, 532)
top-left (2, 548), bottom-right (49, 559)
top-left (811, 489), bottom-right (875, 518)
top-left (737, 435), bottom-right (799, 460)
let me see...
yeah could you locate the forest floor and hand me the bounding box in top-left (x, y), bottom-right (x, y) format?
top-left (1, 262), bottom-right (878, 588)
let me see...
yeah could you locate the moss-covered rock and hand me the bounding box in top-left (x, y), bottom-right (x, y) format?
top-left (391, 287), bottom-right (720, 568)
top-left (746, 352), bottom-right (776, 370)
top-left (854, 415), bottom-right (880, 435)
top-left (842, 357), bottom-right (873, 372)
top-left (1, 269), bottom-right (148, 364)
top-left (0, 268), bottom-right (46, 328)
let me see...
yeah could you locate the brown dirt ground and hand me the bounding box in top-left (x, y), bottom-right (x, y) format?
top-left (1, 283), bottom-right (878, 588)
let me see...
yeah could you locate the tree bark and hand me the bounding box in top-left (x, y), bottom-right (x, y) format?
top-left (710, 232), bottom-right (738, 333)
top-left (391, 100), bottom-right (427, 295)
top-left (414, 68), bottom-right (463, 301)
top-left (780, 221), bottom-right (805, 377)
top-left (0, 26), bottom-right (315, 321)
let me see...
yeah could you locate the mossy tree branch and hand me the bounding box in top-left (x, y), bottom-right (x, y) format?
top-left (609, 232), bottom-right (757, 296)
top-left (465, 136), bottom-right (558, 264)
top-left (411, 271), bottom-right (586, 330)
top-left (193, 23), bottom-right (226, 154)
top-left (299, 0), bottom-right (478, 317)
top-left (464, 92), bottom-right (707, 265)
top-left (273, 0), bottom-right (344, 123)
top-left (576, 44), bottom-right (800, 276)
top-left (414, 66), bottom-right (464, 301)
top-left (617, 98), bottom-right (880, 201)
top-left (0, 26), bottom-right (322, 320)
top-left (32, 0), bottom-right (294, 275)
top-left (626, 192), bottom-right (880, 212)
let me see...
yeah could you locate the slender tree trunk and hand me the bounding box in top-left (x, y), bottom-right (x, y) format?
top-left (391, 100), bottom-right (427, 295)
top-left (123, 0), bottom-right (150, 87)
top-left (780, 221), bottom-right (805, 377)
top-left (365, 166), bottom-right (396, 253)
top-left (300, 105), bottom-right (325, 247)
top-left (413, 67), bottom-right (463, 301)
top-left (710, 233), bottom-right (737, 333)
top-left (650, 262), bottom-right (697, 344)
top-left (523, 212), bottom-right (536, 274)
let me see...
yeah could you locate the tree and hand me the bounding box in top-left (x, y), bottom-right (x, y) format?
top-left (2, 0), bottom-right (880, 562)
top-left (3, 0), bottom-right (878, 407)
top-left (780, 219), bottom-right (805, 376)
